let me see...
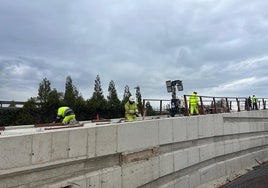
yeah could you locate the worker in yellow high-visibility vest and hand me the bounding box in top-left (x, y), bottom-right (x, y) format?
top-left (189, 92), bottom-right (199, 115)
top-left (55, 106), bottom-right (77, 124)
top-left (252, 95), bottom-right (258, 110)
top-left (125, 96), bottom-right (139, 121)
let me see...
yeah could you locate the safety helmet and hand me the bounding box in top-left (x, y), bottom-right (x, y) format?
top-left (129, 96), bottom-right (135, 102)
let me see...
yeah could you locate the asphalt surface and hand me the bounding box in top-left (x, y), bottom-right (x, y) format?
top-left (219, 162), bottom-right (268, 188)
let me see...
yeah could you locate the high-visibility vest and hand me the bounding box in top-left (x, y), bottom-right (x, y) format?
top-left (124, 102), bottom-right (138, 121)
top-left (57, 106), bottom-right (70, 117)
top-left (190, 93), bottom-right (198, 105)
top-left (252, 96), bottom-right (257, 103)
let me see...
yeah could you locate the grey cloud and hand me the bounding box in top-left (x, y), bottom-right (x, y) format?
top-left (1, 0), bottom-right (268, 101)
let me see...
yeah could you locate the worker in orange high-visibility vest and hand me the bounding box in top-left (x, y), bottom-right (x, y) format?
top-left (189, 92), bottom-right (199, 115)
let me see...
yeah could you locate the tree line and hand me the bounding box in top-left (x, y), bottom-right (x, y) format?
top-left (0, 75), bottom-right (156, 126)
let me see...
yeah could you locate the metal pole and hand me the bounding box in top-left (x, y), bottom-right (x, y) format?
top-left (184, 95), bottom-right (189, 116)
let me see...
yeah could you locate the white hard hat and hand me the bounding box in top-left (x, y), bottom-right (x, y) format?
top-left (129, 96), bottom-right (135, 102)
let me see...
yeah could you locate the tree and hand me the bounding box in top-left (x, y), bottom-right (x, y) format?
top-left (37, 77), bottom-right (51, 104)
top-left (36, 78), bottom-right (63, 123)
top-left (135, 86), bottom-right (143, 114)
top-left (63, 75), bottom-right (78, 107)
top-left (88, 75), bottom-right (107, 119)
top-left (43, 88), bottom-right (62, 122)
top-left (47, 89), bottom-right (62, 107)
top-left (145, 101), bottom-right (157, 116)
top-left (122, 85), bottom-right (132, 104)
top-left (73, 95), bottom-right (87, 121)
top-left (107, 80), bottom-right (122, 118)
top-left (0, 108), bottom-right (22, 126)
top-left (121, 85), bottom-right (133, 116)
top-left (37, 78), bottom-right (52, 123)
top-left (16, 97), bottom-right (39, 124)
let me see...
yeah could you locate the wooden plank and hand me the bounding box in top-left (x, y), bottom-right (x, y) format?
top-left (34, 123), bottom-right (64, 127)
top-left (91, 119), bottom-right (111, 123)
top-left (44, 124), bottom-right (84, 130)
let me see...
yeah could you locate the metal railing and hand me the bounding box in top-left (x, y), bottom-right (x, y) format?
top-left (142, 95), bottom-right (268, 117)
top-left (142, 99), bottom-right (170, 115)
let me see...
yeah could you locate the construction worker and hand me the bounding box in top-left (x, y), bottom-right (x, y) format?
top-left (252, 95), bottom-right (258, 110)
top-left (54, 106), bottom-right (77, 124)
top-left (125, 96), bottom-right (139, 121)
top-left (189, 91), bottom-right (199, 115)
top-left (247, 96), bottom-right (252, 110)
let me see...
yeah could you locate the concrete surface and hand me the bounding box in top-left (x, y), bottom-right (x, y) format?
top-left (0, 111), bottom-right (268, 187)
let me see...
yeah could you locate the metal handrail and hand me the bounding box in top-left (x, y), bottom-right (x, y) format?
top-left (142, 96), bottom-right (268, 117)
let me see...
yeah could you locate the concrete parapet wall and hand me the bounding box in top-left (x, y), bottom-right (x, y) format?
top-left (0, 110), bottom-right (268, 187)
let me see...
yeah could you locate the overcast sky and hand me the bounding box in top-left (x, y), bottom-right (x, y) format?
top-left (1, 0), bottom-right (268, 102)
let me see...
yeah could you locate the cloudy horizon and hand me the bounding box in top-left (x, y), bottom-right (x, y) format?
top-left (1, 0), bottom-right (268, 102)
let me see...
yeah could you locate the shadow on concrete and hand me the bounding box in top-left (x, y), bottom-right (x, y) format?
top-left (219, 161), bottom-right (268, 188)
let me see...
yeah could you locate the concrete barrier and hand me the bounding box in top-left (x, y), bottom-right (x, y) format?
top-left (0, 110), bottom-right (268, 187)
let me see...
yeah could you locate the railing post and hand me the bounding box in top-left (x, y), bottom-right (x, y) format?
top-left (213, 97), bottom-right (217, 113)
top-left (142, 99), bottom-right (146, 119)
top-left (160, 100), bottom-right (162, 115)
top-left (263, 99), bottom-right (266, 110)
top-left (199, 96), bottom-right (204, 115)
top-left (225, 98), bottom-right (230, 112)
top-left (142, 108), bottom-right (146, 120)
top-left (236, 98), bottom-right (240, 112)
top-left (245, 98), bottom-right (249, 111)
top-left (184, 95), bottom-right (189, 116)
